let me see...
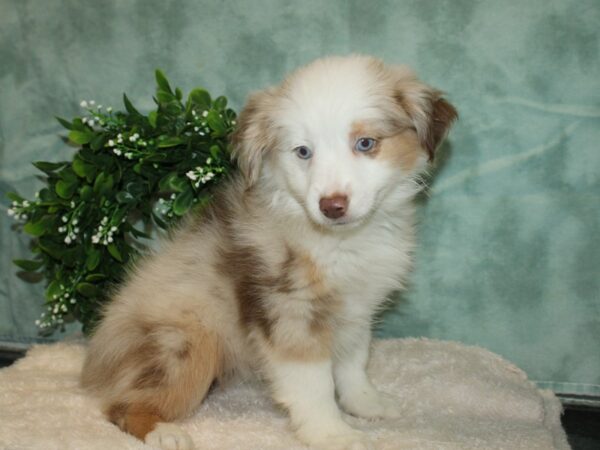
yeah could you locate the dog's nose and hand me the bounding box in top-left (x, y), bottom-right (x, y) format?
top-left (319, 195), bottom-right (348, 219)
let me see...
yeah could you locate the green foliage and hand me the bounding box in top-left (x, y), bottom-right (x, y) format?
top-left (7, 70), bottom-right (237, 335)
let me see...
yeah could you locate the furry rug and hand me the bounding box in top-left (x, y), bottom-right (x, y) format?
top-left (0, 338), bottom-right (570, 450)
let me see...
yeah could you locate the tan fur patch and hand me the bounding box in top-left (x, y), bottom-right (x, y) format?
top-left (230, 89), bottom-right (279, 186)
top-left (107, 403), bottom-right (162, 440)
top-left (350, 121), bottom-right (422, 171)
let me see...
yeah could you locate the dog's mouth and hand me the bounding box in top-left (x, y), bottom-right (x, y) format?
top-left (316, 211), bottom-right (371, 230)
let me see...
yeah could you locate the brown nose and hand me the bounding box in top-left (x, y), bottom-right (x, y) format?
top-left (319, 195), bottom-right (348, 219)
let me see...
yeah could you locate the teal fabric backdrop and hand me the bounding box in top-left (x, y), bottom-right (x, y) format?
top-left (1, 0), bottom-right (598, 397)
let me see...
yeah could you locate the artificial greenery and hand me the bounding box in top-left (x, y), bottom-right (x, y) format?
top-left (7, 70), bottom-right (237, 334)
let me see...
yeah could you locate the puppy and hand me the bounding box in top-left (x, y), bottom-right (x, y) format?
top-left (81, 55), bottom-right (457, 450)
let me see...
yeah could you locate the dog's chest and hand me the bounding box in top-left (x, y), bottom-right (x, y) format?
top-left (307, 222), bottom-right (412, 304)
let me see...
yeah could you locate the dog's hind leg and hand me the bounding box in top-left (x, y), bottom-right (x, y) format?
top-left (93, 324), bottom-right (222, 450)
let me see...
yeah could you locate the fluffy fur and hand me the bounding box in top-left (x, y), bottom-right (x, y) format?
top-left (81, 55), bottom-right (457, 450)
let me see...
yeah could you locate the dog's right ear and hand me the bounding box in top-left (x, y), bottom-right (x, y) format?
top-left (230, 89), bottom-right (277, 187)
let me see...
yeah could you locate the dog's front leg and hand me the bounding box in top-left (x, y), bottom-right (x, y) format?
top-left (268, 357), bottom-right (372, 450)
top-left (334, 326), bottom-right (402, 420)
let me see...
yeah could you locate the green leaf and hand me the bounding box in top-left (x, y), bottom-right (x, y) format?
top-left (175, 87), bottom-right (182, 100)
top-left (13, 259), bottom-right (44, 271)
top-left (33, 161), bottom-right (67, 174)
top-left (85, 273), bottom-right (106, 282)
top-left (93, 172), bottom-right (114, 196)
top-left (59, 167), bottom-right (78, 183)
top-left (157, 90), bottom-right (175, 103)
top-left (23, 215), bottom-right (54, 237)
top-left (206, 110), bottom-right (226, 135)
top-left (90, 133), bottom-right (106, 151)
top-left (123, 94), bottom-right (140, 116)
top-left (116, 191), bottom-right (135, 204)
top-left (80, 185), bottom-right (93, 201)
top-left (56, 179), bottom-right (77, 199)
top-left (38, 239), bottom-right (65, 260)
top-left (107, 243), bottom-right (123, 262)
top-left (155, 69), bottom-right (173, 94)
top-left (6, 192), bottom-right (25, 203)
top-left (148, 111), bottom-right (158, 128)
top-left (159, 172), bottom-right (188, 193)
top-left (209, 145), bottom-right (221, 160)
top-left (157, 136), bottom-right (184, 148)
top-left (152, 212), bottom-right (168, 229)
top-left (56, 116), bottom-right (74, 130)
top-left (68, 130), bottom-right (94, 145)
top-left (214, 96), bottom-right (228, 110)
top-left (189, 89), bottom-right (211, 108)
top-left (72, 156), bottom-right (94, 178)
top-left (85, 249), bottom-right (101, 271)
top-left (172, 188), bottom-right (194, 216)
top-left (77, 282), bottom-right (100, 298)
top-left (45, 280), bottom-right (62, 301)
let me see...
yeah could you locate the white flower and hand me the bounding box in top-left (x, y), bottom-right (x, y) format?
top-left (113, 148), bottom-right (122, 156)
top-left (35, 320), bottom-right (41, 326)
top-left (70, 298), bottom-right (76, 304)
top-left (23, 200), bottom-right (30, 207)
top-left (232, 120), bottom-right (237, 125)
top-left (89, 100), bottom-right (95, 106)
top-left (64, 236), bottom-right (72, 244)
top-left (202, 110), bottom-right (208, 117)
top-left (92, 235), bottom-right (100, 244)
top-left (125, 152), bottom-right (133, 159)
top-left (82, 117), bottom-right (88, 124)
top-left (194, 127), bottom-right (199, 132)
top-left (98, 104), bottom-right (103, 110)
top-left (186, 171), bottom-right (198, 181)
top-left (88, 119), bottom-right (95, 127)
top-left (107, 139), bottom-right (115, 147)
top-left (206, 157), bottom-right (212, 164)
top-left (62, 216), bottom-right (68, 223)
top-left (80, 100), bottom-right (88, 108)
top-left (199, 131), bottom-right (205, 136)
top-left (107, 106), bottom-right (113, 113)
top-left (7, 208), bottom-right (14, 216)
top-left (70, 201), bottom-right (75, 208)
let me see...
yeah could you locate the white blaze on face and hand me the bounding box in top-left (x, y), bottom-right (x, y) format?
top-left (271, 58), bottom-right (406, 227)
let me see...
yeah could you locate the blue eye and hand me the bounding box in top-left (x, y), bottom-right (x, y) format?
top-left (355, 137), bottom-right (376, 152)
top-left (294, 145), bottom-right (313, 159)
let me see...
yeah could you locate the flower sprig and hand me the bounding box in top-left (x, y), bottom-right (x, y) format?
top-left (7, 70), bottom-right (237, 334)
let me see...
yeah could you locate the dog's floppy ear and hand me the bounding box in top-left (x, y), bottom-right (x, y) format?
top-left (230, 89), bottom-right (277, 186)
top-left (393, 68), bottom-right (458, 161)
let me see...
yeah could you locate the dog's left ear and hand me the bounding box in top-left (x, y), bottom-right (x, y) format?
top-left (393, 69), bottom-right (458, 161)
top-left (230, 89), bottom-right (277, 186)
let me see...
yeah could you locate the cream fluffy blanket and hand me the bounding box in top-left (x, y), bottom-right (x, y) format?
top-left (0, 338), bottom-right (570, 450)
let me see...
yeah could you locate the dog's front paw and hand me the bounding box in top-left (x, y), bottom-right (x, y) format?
top-left (145, 423), bottom-right (194, 450)
top-left (339, 390), bottom-right (402, 420)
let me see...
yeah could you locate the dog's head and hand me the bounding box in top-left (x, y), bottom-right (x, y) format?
top-left (232, 55), bottom-right (457, 229)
